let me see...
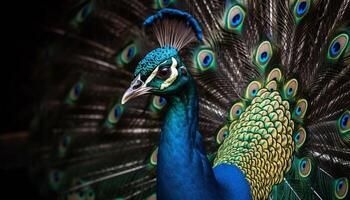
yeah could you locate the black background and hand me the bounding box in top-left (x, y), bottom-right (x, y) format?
top-left (1, 1), bottom-right (63, 198)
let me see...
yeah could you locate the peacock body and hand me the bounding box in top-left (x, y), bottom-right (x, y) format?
top-left (29, 0), bottom-right (350, 200)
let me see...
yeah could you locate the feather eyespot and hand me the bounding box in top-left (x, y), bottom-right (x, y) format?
top-left (294, 127), bottom-right (306, 150)
top-left (59, 135), bottom-right (71, 157)
top-left (73, 1), bottom-right (95, 25)
top-left (245, 81), bottom-right (262, 99)
top-left (216, 125), bottom-right (229, 144)
top-left (107, 104), bottom-right (124, 126)
top-left (338, 110), bottom-right (350, 136)
top-left (150, 147), bottom-right (158, 166)
top-left (202, 54), bottom-right (213, 67)
top-left (72, 83), bottom-right (83, 99)
top-left (78, 191), bottom-right (84, 197)
top-left (49, 170), bottom-right (64, 190)
top-left (117, 43), bottom-right (138, 66)
top-left (298, 157), bottom-right (312, 177)
top-left (146, 193), bottom-right (157, 200)
top-left (66, 81), bottom-right (84, 105)
top-left (283, 79), bottom-right (298, 98)
top-left (341, 114), bottom-right (349, 129)
top-left (327, 33), bottom-right (349, 60)
top-left (333, 177), bottom-right (348, 199)
top-left (194, 48), bottom-right (217, 71)
top-left (293, 99), bottom-right (308, 120)
top-left (229, 102), bottom-right (245, 121)
top-left (154, 0), bottom-right (176, 9)
top-left (151, 95), bottom-right (167, 111)
top-left (267, 68), bottom-right (283, 82)
top-left (62, 135), bottom-right (70, 147)
top-left (266, 80), bottom-right (278, 92)
top-left (296, 0), bottom-right (309, 16)
top-left (86, 189), bottom-right (95, 200)
top-left (254, 41), bottom-right (273, 70)
top-left (224, 5), bottom-right (245, 32)
top-left (52, 170), bottom-right (61, 182)
top-left (293, 0), bottom-right (311, 23)
top-left (68, 189), bottom-right (95, 200)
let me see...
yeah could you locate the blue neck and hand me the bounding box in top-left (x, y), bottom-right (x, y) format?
top-left (160, 77), bottom-right (199, 155)
top-left (156, 77), bottom-right (252, 200)
top-left (157, 77), bottom-right (220, 199)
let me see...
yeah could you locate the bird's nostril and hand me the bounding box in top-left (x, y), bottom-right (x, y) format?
top-left (133, 80), bottom-right (143, 89)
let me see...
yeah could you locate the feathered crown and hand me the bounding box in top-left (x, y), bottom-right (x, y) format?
top-left (143, 8), bottom-right (203, 50)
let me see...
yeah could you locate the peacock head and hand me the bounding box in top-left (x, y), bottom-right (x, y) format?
top-left (121, 8), bottom-right (202, 104)
top-left (121, 46), bottom-right (190, 104)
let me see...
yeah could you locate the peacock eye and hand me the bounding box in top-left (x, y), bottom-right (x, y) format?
top-left (267, 68), bottom-right (282, 82)
top-left (66, 81), bottom-right (84, 105)
top-left (154, 0), bottom-right (176, 9)
top-left (156, 66), bottom-right (171, 80)
top-left (72, 1), bottom-right (95, 25)
top-left (194, 48), bottom-right (217, 71)
top-left (341, 114), bottom-right (349, 129)
top-left (49, 169), bottom-right (64, 190)
top-left (106, 104), bottom-right (124, 127)
top-left (59, 135), bottom-right (71, 157)
top-left (294, 127), bottom-right (306, 150)
top-left (327, 33), bottom-right (349, 60)
top-left (284, 79), bottom-right (298, 99)
top-left (152, 96), bottom-right (167, 110)
top-left (150, 147), bottom-right (158, 166)
top-left (333, 177), bottom-right (349, 199)
top-left (293, 0), bottom-right (311, 23)
top-left (245, 81), bottom-right (262, 99)
top-left (229, 102), bottom-right (246, 121)
top-left (86, 189), bottom-right (95, 200)
top-left (338, 110), bottom-right (350, 136)
top-left (216, 125), bottom-right (229, 144)
top-left (224, 5), bottom-right (246, 32)
top-left (266, 80), bottom-right (278, 92)
top-left (254, 41), bottom-right (273, 71)
top-left (295, 0), bottom-right (310, 16)
top-left (293, 99), bottom-right (308, 120)
top-left (298, 157), bottom-right (312, 178)
top-left (117, 43), bottom-right (138, 66)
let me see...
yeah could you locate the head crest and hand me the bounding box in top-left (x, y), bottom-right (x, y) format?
top-left (143, 8), bottom-right (203, 50)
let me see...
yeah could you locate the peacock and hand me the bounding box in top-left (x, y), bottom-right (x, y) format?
top-left (28, 0), bottom-right (350, 199)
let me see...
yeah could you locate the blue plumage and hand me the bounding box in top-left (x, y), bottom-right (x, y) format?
top-left (143, 8), bottom-right (203, 41)
top-left (134, 47), bottom-right (178, 77)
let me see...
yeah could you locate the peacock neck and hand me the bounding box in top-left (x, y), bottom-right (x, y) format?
top-left (161, 77), bottom-right (198, 150)
top-left (157, 77), bottom-right (220, 199)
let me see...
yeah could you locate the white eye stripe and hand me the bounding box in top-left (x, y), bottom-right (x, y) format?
top-left (145, 66), bottom-right (159, 85)
top-left (144, 57), bottom-right (179, 90)
top-left (160, 57), bottom-right (178, 90)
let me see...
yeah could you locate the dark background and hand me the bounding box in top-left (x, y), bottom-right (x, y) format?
top-left (1, 1), bottom-right (64, 198)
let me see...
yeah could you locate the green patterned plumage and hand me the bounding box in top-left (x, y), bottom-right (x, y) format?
top-left (213, 64), bottom-right (313, 199)
top-left (215, 87), bottom-right (295, 199)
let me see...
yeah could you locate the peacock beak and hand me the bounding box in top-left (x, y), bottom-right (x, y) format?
top-left (121, 74), bottom-right (152, 104)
